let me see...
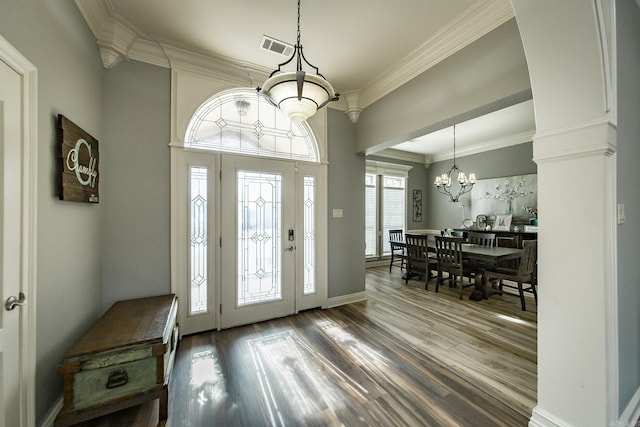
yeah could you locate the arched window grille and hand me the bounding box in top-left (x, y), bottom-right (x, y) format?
top-left (184, 89), bottom-right (318, 162)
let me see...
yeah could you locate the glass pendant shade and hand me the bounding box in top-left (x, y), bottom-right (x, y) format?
top-left (260, 71), bottom-right (338, 122)
top-left (257, 0), bottom-right (339, 122)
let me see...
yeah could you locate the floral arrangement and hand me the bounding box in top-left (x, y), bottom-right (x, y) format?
top-left (522, 206), bottom-right (538, 218)
top-left (482, 178), bottom-right (534, 202)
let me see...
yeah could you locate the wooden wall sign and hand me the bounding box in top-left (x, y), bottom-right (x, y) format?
top-left (57, 115), bottom-right (99, 203)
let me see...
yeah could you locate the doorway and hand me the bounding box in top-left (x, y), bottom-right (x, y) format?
top-left (0, 35), bottom-right (37, 427)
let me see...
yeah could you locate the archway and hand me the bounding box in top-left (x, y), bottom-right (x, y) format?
top-left (511, 1), bottom-right (619, 425)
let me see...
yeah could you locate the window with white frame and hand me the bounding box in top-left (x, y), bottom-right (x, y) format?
top-left (365, 161), bottom-right (412, 258)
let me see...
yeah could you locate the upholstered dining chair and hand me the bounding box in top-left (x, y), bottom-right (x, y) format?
top-left (434, 236), bottom-right (473, 299)
top-left (483, 239), bottom-right (538, 311)
top-left (389, 229), bottom-right (406, 272)
top-left (404, 233), bottom-right (437, 290)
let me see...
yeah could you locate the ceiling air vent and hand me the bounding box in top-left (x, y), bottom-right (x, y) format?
top-left (260, 35), bottom-right (294, 57)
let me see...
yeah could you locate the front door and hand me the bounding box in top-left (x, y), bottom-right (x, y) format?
top-left (0, 37), bottom-right (36, 427)
top-left (220, 155), bottom-right (296, 328)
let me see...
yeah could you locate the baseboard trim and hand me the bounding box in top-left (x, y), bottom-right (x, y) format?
top-left (326, 291), bottom-right (367, 308)
top-left (616, 386), bottom-right (640, 427)
top-left (528, 406), bottom-right (569, 427)
top-left (40, 396), bottom-right (63, 427)
top-left (365, 258), bottom-right (389, 268)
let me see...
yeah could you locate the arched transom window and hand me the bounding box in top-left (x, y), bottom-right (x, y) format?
top-left (184, 89), bottom-right (318, 162)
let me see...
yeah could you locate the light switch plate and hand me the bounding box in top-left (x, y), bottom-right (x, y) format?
top-left (332, 208), bottom-right (343, 218)
top-left (617, 203), bottom-right (625, 224)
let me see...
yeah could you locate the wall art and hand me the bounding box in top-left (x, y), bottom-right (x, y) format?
top-left (412, 189), bottom-right (422, 222)
top-left (57, 114), bottom-right (99, 203)
top-left (470, 173), bottom-right (536, 221)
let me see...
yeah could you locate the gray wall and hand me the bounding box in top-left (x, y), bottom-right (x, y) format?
top-left (356, 19), bottom-right (531, 154)
top-left (616, 0), bottom-right (640, 413)
top-left (101, 61), bottom-right (172, 309)
top-left (426, 142), bottom-right (536, 229)
top-left (0, 1), bottom-right (105, 422)
top-left (327, 109), bottom-right (366, 297)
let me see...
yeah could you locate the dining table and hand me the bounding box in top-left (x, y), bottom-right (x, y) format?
top-left (397, 236), bottom-right (524, 300)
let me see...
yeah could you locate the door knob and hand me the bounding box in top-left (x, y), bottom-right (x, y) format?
top-left (5, 292), bottom-right (27, 311)
top-left (285, 246), bottom-right (295, 252)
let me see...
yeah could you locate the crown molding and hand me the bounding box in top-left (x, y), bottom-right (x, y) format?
top-left (370, 148), bottom-right (432, 166)
top-left (431, 129), bottom-right (534, 162)
top-left (77, 0), bottom-right (514, 108)
top-left (358, 0), bottom-right (514, 108)
top-left (75, 0), bottom-right (139, 68)
top-left (162, 44), bottom-right (270, 87)
top-left (127, 39), bottom-right (170, 68)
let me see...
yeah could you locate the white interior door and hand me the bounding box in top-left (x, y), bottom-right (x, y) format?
top-left (220, 155), bottom-right (296, 328)
top-left (0, 42), bottom-right (36, 427)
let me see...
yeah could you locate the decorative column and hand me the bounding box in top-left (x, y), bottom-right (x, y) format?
top-left (511, 1), bottom-right (619, 426)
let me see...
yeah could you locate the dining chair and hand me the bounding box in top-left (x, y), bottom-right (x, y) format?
top-left (404, 233), bottom-right (437, 290)
top-left (434, 236), bottom-right (473, 299)
top-left (468, 231), bottom-right (495, 247)
top-left (483, 239), bottom-right (538, 311)
top-left (465, 231), bottom-right (496, 282)
top-left (388, 229), bottom-right (406, 272)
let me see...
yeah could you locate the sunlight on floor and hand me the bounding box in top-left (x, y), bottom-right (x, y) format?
top-left (189, 350), bottom-right (229, 406)
top-left (496, 313), bottom-right (531, 326)
top-left (316, 318), bottom-right (391, 371)
top-left (247, 329), bottom-right (371, 426)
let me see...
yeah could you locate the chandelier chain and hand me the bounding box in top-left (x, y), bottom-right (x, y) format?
top-left (433, 124), bottom-right (477, 203)
top-left (452, 125), bottom-right (457, 165)
top-left (297, 0), bottom-right (301, 47)
top-left (256, 0), bottom-right (339, 121)
top-left (296, 0), bottom-right (302, 71)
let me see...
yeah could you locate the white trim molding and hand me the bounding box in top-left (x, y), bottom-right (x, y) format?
top-left (431, 130), bottom-right (535, 162)
top-left (533, 118), bottom-right (616, 164)
top-left (370, 148), bottom-right (433, 167)
top-left (40, 397), bottom-right (64, 427)
top-left (358, 0), bottom-right (514, 109)
top-left (365, 160), bottom-right (413, 178)
top-left (616, 385), bottom-right (640, 427)
top-left (75, 0), bottom-right (514, 113)
top-left (0, 34), bottom-right (38, 427)
top-left (326, 291), bottom-right (367, 309)
top-left (529, 406), bottom-right (570, 427)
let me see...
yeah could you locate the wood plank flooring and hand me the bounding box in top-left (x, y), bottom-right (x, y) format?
top-left (72, 266), bottom-right (537, 426)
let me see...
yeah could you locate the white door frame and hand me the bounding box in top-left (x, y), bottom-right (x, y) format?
top-left (0, 34), bottom-right (38, 427)
top-left (171, 147), bottom-right (328, 334)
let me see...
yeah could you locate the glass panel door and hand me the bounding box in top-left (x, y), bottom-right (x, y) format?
top-left (221, 155), bottom-right (296, 328)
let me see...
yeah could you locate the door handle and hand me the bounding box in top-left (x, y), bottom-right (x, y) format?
top-left (285, 246), bottom-right (295, 252)
top-left (5, 292), bottom-right (27, 311)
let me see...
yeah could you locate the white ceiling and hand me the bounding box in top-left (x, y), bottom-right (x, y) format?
top-left (76, 0), bottom-right (534, 158)
top-left (392, 100), bottom-right (535, 162)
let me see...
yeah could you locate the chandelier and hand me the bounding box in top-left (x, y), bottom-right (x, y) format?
top-left (434, 125), bottom-right (477, 203)
top-left (257, 0), bottom-right (339, 122)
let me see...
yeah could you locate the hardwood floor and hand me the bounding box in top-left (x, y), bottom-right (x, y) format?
top-left (74, 266), bottom-right (537, 426)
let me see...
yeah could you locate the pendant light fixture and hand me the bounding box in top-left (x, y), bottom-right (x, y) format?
top-left (434, 125), bottom-right (477, 202)
top-left (257, 0), bottom-right (339, 122)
